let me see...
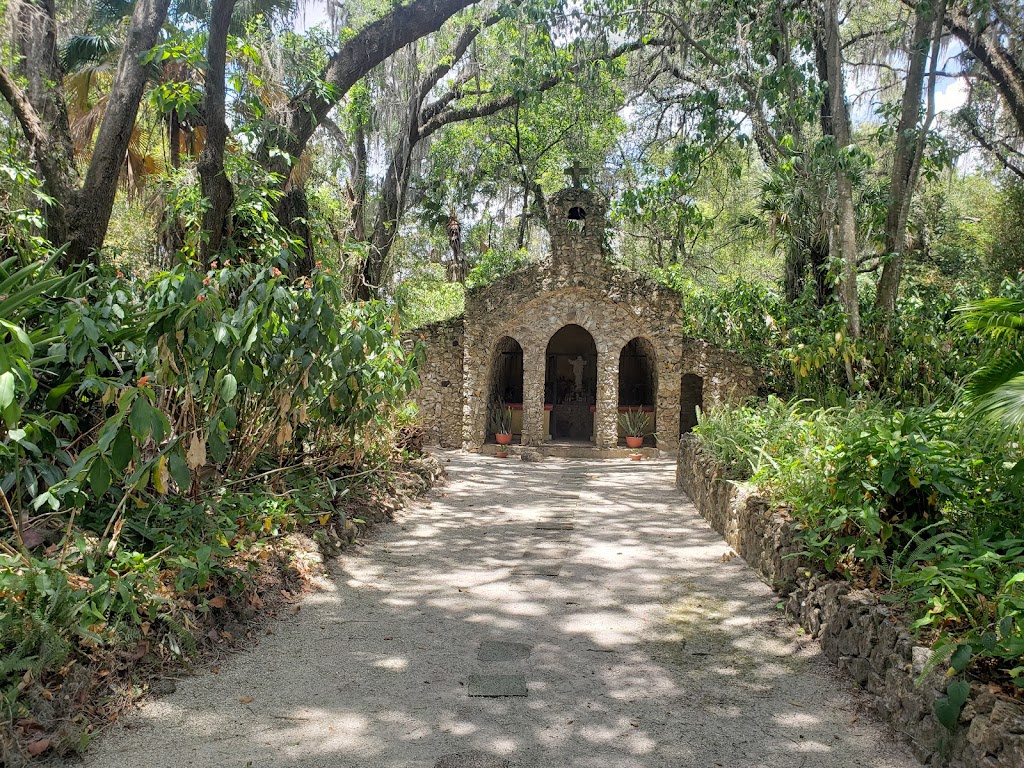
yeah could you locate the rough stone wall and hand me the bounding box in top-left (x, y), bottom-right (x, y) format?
top-left (463, 263), bottom-right (685, 451)
top-left (547, 186), bottom-right (609, 273)
top-left (677, 436), bottom-right (1024, 768)
top-left (680, 339), bottom-right (762, 407)
top-left (403, 318), bottom-right (465, 448)
top-left (407, 183), bottom-right (762, 454)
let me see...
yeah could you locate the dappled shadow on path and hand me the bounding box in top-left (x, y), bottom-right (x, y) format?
top-left (81, 453), bottom-right (917, 768)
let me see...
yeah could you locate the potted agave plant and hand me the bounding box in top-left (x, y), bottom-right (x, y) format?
top-left (490, 398), bottom-right (514, 446)
top-left (618, 409), bottom-right (650, 452)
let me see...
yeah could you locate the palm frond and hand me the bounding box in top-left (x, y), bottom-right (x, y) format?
top-left (236, 0), bottom-right (296, 23)
top-left (964, 343), bottom-right (1024, 427)
top-left (70, 94), bottom-right (110, 156)
top-left (65, 63), bottom-right (114, 116)
top-left (62, 34), bottom-right (117, 72)
top-left (92, 0), bottom-right (134, 26)
top-left (964, 348), bottom-right (1024, 401)
top-left (958, 298), bottom-right (1024, 340)
top-left (967, 372), bottom-right (1024, 428)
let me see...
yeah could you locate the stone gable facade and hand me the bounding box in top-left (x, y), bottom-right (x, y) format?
top-left (409, 182), bottom-right (761, 454)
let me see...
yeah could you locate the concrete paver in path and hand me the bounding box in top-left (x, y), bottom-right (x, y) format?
top-left (80, 452), bottom-right (920, 768)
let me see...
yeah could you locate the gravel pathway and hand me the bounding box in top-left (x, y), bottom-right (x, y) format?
top-left (82, 451), bottom-right (919, 768)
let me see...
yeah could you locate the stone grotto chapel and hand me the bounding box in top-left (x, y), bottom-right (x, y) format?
top-left (408, 170), bottom-right (761, 457)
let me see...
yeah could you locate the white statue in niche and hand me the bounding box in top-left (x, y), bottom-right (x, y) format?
top-left (568, 355), bottom-right (587, 391)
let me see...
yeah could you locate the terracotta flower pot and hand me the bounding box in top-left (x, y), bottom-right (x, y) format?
top-left (495, 449), bottom-right (509, 458)
top-left (495, 432), bottom-right (513, 445)
top-left (625, 435), bottom-right (644, 449)
top-left (629, 452), bottom-right (643, 461)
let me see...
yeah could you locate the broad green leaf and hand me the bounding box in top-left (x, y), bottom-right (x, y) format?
top-left (89, 458), bottom-right (111, 497)
top-left (168, 450), bottom-right (191, 492)
top-left (130, 397), bottom-right (155, 439)
top-left (221, 373), bottom-right (238, 402)
top-left (0, 371), bottom-right (14, 409)
top-left (950, 644), bottom-right (972, 674)
top-left (111, 427), bottom-right (134, 471)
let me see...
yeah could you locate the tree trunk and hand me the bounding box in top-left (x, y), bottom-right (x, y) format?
top-left (68, 0), bottom-right (172, 265)
top-left (363, 62), bottom-right (421, 298)
top-left (875, 2), bottom-right (938, 325)
top-left (784, 248), bottom-right (806, 303)
top-left (170, 111), bottom-right (181, 169)
top-left (351, 120), bottom-right (368, 243)
top-left (198, 0), bottom-right (238, 267)
top-left (817, 0), bottom-right (861, 340)
top-left (517, 180), bottom-right (530, 250)
top-left (9, 0), bottom-right (78, 250)
top-left (446, 209), bottom-right (465, 283)
top-left (282, 186), bottom-right (316, 277)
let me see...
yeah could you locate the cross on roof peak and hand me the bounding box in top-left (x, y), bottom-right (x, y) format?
top-left (564, 161), bottom-right (591, 188)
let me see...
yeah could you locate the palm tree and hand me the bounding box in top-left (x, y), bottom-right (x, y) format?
top-left (61, 0), bottom-right (296, 188)
top-left (959, 297), bottom-right (1024, 427)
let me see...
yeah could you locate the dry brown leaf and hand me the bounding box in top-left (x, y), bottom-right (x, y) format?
top-left (207, 595), bottom-right (228, 609)
top-left (275, 422), bottom-right (293, 446)
top-left (153, 455), bottom-right (170, 495)
top-left (26, 739), bottom-right (50, 756)
top-left (239, 696), bottom-right (254, 704)
top-left (186, 433), bottom-right (206, 469)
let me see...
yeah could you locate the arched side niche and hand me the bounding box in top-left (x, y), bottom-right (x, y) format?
top-left (679, 373), bottom-right (705, 435)
top-left (488, 336), bottom-right (524, 440)
top-left (567, 206), bottom-right (587, 234)
top-left (618, 337), bottom-right (657, 446)
top-left (545, 324), bottom-right (597, 441)
top-left (618, 338), bottom-right (657, 407)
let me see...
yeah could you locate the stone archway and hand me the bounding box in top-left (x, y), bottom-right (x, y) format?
top-left (488, 336), bottom-right (524, 441)
top-left (679, 373), bottom-right (704, 435)
top-left (619, 337), bottom-right (657, 446)
top-left (545, 324), bottom-right (597, 441)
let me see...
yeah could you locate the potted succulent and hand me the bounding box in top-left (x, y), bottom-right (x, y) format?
top-left (495, 447), bottom-right (509, 458)
top-left (618, 409), bottom-right (650, 450)
top-left (490, 398), bottom-right (514, 445)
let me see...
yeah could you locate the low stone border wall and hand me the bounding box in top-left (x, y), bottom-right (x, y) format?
top-left (676, 435), bottom-right (1024, 768)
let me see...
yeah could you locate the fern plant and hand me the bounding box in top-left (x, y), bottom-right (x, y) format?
top-left (0, 557), bottom-right (86, 716)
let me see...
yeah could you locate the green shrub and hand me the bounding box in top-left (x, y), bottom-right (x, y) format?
top-left (693, 398), bottom-right (1024, 681)
top-left (681, 278), bottom-right (988, 404)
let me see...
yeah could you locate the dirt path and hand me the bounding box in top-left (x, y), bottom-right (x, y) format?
top-left (81, 452), bottom-right (919, 768)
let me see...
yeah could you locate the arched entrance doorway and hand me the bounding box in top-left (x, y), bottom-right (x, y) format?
top-left (489, 337), bottom-right (524, 441)
top-left (618, 338), bottom-right (657, 446)
top-left (679, 373), bottom-right (704, 435)
top-left (545, 325), bottom-right (597, 441)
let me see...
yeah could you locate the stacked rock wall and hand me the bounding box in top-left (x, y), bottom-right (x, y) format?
top-left (676, 435), bottom-right (1024, 767)
top-left (680, 339), bottom-right (762, 407)
top-left (404, 318), bottom-right (465, 448)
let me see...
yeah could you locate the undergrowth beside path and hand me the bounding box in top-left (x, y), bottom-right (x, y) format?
top-left (0, 245), bottom-right (430, 764)
top-left (1, 453), bottom-right (441, 765)
top-left (693, 398), bottom-right (1024, 719)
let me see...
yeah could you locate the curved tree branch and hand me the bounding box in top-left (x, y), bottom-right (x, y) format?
top-left (261, 0), bottom-right (483, 182)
